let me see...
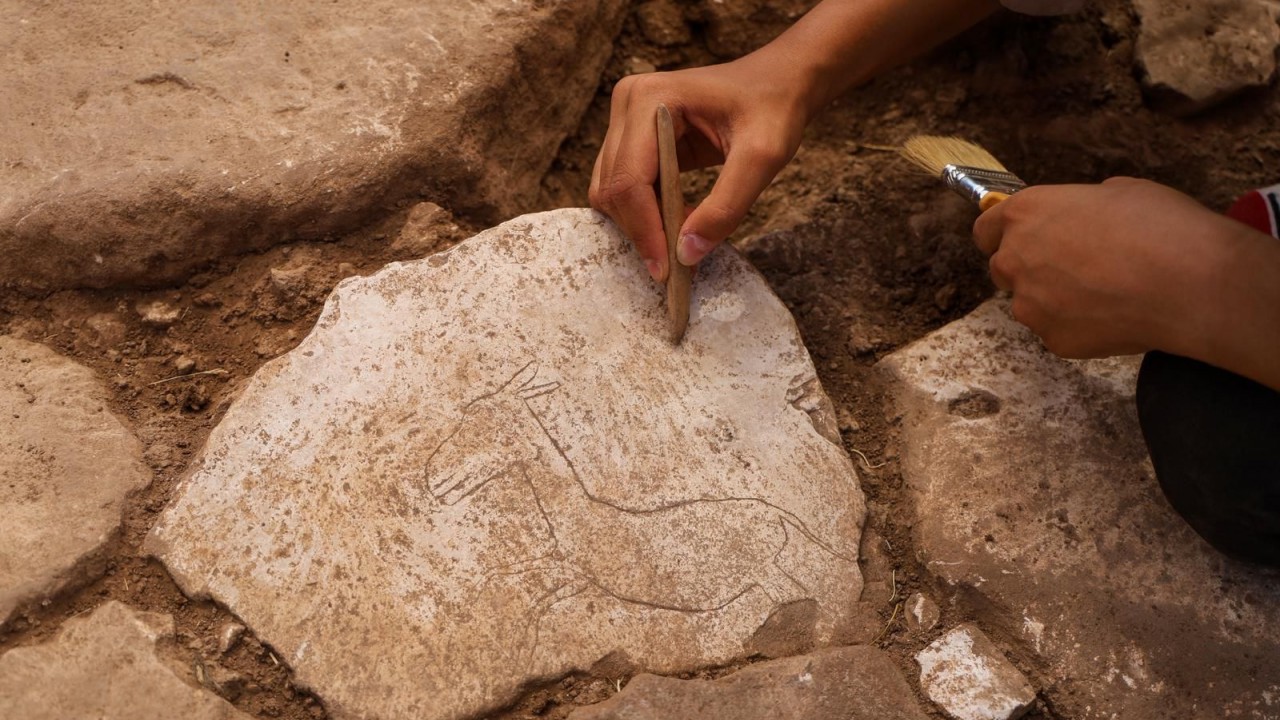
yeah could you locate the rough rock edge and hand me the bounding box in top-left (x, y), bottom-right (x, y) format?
top-left (0, 3), bottom-right (626, 291)
top-left (0, 336), bottom-right (151, 627)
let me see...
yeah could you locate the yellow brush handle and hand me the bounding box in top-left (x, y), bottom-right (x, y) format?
top-left (979, 192), bottom-right (1010, 212)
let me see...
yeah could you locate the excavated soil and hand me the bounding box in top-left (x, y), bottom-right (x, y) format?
top-left (3, 4), bottom-right (1279, 719)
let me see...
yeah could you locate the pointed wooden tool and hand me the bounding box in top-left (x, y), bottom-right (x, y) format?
top-left (656, 104), bottom-right (692, 345)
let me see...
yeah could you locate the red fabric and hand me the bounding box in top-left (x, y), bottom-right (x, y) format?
top-left (1227, 190), bottom-right (1274, 237)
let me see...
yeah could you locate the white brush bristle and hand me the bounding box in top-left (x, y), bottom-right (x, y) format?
top-left (900, 135), bottom-right (1009, 176)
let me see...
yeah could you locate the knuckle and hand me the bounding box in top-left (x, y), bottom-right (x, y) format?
top-left (988, 251), bottom-right (1016, 279)
top-left (600, 172), bottom-right (642, 207)
top-left (613, 74), bottom-right (637, 95)
top-left (1002, 188), bottom-right (1039, 217)
top-left (741, 139), bottom-right (790, 170)
top-left (699, 200), bottom-right (741, 229)
top-left (618, 72), bottom-right (660, 98)
top-left (1009, 184), bottom-right (1040, 201)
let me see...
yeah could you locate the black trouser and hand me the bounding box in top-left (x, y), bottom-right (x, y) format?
top-left (1137, 351), bottom-right (1280, 566)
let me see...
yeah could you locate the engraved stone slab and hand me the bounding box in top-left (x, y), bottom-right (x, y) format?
top-left (0, 0), bottom-right (625, 289)
top-left (1, 336), bottom-right (150, 624)
top-left (0, 601), bottom-right (249, 720)
top-left (880, 299), bottom-right (1280, 719)
top-left (148, 209), bottom-right (866, 720)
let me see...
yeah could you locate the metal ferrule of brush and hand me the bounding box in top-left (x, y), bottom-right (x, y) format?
top-left (941, 165), bottom-right (1027, 207)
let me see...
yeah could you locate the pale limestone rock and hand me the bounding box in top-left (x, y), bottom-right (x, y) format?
top-left (136, 300), bottom-right (182, 327)
top-left (880, 299), bottom-right (1280, 719)
top-left (0, 0), bottom-right (626, 290)
top-left (1133, 0), bottom-right (1280, 114)
top-left (148, 209), bottom-right (866, 720)
top-left (904, 592), bottom-right (939, 635)
top-left (0, 337), bottom-right (150, 624)
top-left (570, 646), bottom-right (930, 720)
top-left (218, 622), bottom-right (245, 655)
top-left (916, 624), bottom-right (1035, 720)
top-left (0, 601), bottom-right (249, 720)
top-left (389, 201), bottom-right (459, 257)
top-left (84, 312), bottom-right (128, 348)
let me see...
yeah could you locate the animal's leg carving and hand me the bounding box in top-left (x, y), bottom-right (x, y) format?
top-left (772, 516), bottom-right (861, 643)
top-left (756, 519), bottom-right (810, 606)
top-left (519, 575), bottom-right (590, 672)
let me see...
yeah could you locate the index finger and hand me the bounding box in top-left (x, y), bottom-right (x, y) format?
top-left (600, 105), bottom-right (668, 280)
top-left (972, 197), bottom-right (1009, 256)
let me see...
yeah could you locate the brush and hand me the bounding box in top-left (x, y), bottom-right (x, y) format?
top-left (900, 136), bottom-right (1027, 211)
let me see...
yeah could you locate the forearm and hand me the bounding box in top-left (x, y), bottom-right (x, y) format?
top-left (1187, 226), bottom-right (1280, 392)
top-left (740, 0), bottom-right (1001, 118)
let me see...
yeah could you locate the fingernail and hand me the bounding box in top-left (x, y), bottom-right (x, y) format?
top-left (644, 258), bottom-right (663, 281)
top-left (677, 233), bottom-right (713, 266)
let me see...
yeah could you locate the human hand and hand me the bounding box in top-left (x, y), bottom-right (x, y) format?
top-left (589, 57), bottom-right (811, 281)
top-left (972, 178), bottom-right (1261, 360)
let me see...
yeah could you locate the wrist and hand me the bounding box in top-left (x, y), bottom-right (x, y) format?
top-left (743, 0), bottom-right (1000, 117)
top-left (1172, 221), bottom-right (1280, 390)
top-left (733, 33), bottom-right (837, 123)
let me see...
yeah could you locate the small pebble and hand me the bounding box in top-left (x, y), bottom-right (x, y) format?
top-left (219, 622), bottom-right (246, 654)
top-left (905, 593), bottom-right (940, 634)
top-left (135, 301), bottom-right (181, 327)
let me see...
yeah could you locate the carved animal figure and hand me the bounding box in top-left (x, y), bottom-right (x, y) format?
top-left (424, 363), bottom-right (858, 623)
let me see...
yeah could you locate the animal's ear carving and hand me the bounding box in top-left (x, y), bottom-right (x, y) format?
top-left (518, 381), bottom-right (561, 400)
top-left (504, 361), bottom-right (559, 399)
top-left (507, 361), bottom-right (540, 392)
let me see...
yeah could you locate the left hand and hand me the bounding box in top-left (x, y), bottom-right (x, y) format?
top-left (971, 178), bottom-right (1252, 360)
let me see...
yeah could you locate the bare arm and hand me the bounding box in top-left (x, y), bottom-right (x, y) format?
top-left (1193, 220), bottom-right (1280, 391)
top-left (589, 0), bottom-right (1001, 281)
top-left (775, 0), bottom-right (1002, 116)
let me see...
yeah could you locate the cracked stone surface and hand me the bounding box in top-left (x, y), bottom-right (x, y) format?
top-left (916, 624), bottom-right (1035, 720)
top-left (569, 645), bottom-right (930, 720)
top-left (0, 0), bottom-right (625, 290)
top-left (879, 299), bottom-right (1280, 719)
top-left (1133, 0), bottom-right (1280, 114)
top-left (148, 208), bottom-right (866, 720)
top-left (0, 336), bottom-right (150, 625)
top-left (0, 601), bottom-right (249, 720)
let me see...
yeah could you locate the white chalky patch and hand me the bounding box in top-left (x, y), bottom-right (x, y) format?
top-left (916, 624), bottom-right (1035, 720)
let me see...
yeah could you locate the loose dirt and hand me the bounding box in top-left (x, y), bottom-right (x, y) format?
top-left (3, 3), bottom-right (1278, 718)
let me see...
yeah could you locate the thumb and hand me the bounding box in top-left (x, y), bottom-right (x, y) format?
top-left (677, 142), bottom-right (787, 266)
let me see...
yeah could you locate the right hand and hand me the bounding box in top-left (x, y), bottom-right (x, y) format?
top-left (589, 57), bottom-right (811, 281)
